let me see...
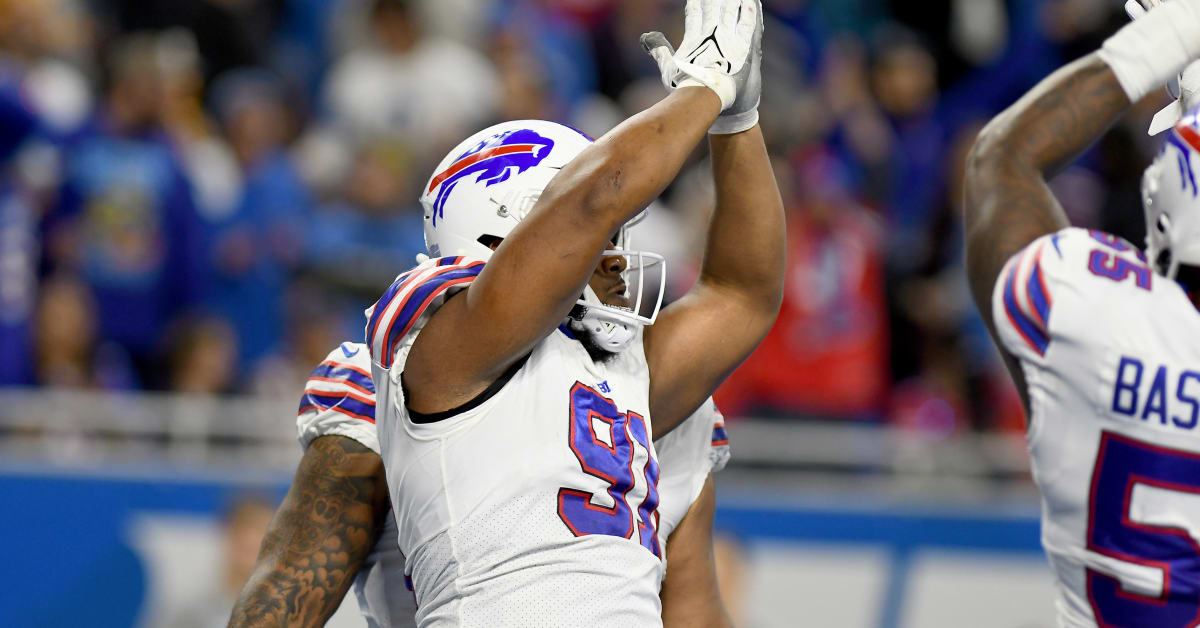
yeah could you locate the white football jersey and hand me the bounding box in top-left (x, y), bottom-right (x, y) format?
top-left (993, 227), bottom-right (1200, 628)
top-left (654, 397), bottom-right (731, 538)
top-left (296, 342), bottom-right (417, 628)
top-left (365, 256), bottom-right (719, 627)
top-left (299, 334), bottom-right (730, 627)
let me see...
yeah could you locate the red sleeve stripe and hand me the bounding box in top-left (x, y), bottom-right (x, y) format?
top-left (298, 401), bottom-right (376, 424)
top-left (368, 261), bottom-right (484, 368)
top-left (1000, 247), bottom-right (1050, 356)
top-left (304, 387), bottom-right (376, 407)
top-left (317, 360), bottom-right (372, 378)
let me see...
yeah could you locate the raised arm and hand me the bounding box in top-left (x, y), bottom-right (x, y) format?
top-left (660, 476), bottom-right (733, 628)
top-left (645, 124), bottom-right (785, 431)
top-left (635, 1), bottom-right (783, 432)
top-left (965, 0), bottom-right (1200, 340)
top-left (228, 436), bottom-right (388, 627)
top-left (963, 56), bottom-right (1125, 329)
top-left (404, 86), bottom-right (722, 413)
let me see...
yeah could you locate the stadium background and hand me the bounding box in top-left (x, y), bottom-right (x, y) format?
top-left (0, 0), bottom-right (1172, 626)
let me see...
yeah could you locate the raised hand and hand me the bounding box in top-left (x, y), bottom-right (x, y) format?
top-left (1125, 0), bottom-right (1197, 134)
top-left (640, 0), bottom-right (761, 121)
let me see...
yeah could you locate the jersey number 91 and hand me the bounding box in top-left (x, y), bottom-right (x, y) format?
top-left (557, 383), bottom-right (661, 558)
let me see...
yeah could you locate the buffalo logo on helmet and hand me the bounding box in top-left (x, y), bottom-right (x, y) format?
top-left (1169, 117), bottom-right (1200, 198)
top-left (426, 129), bottom-right (556, 225)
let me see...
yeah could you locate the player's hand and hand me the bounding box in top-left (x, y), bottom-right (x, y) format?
top-left (1125, 0), bottom-right (1196, 134)
top-left (1125, 0), bottom-right (1164, 20)
top-left (712, 0), bottom-right (763, 134)
top-left (1126, 0), bottom-right (1178, 98)
top-left (640, 0), bottom-right (760, 117)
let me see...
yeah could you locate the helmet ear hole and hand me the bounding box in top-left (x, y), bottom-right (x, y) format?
top-left (1157, 215), bottom-right (1170, 234)
top-left (477, 235), bottom-right (504, 251)
top-left (1155, 248), bottom-right (1171, 273)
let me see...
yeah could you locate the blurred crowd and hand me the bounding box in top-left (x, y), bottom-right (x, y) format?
top-left (0, 0), bottom-right (1172, 432)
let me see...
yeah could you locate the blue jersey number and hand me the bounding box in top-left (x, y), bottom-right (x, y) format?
top-left (1087, 431), bottom-right (1200, 627)
top-left (557, 382), bottom-right (661, 557)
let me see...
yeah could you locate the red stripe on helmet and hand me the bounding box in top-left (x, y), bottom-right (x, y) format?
top-left (1176, 123), bottom-right (1200, 154)
top-left (427, 144), bottom-right (538, 194)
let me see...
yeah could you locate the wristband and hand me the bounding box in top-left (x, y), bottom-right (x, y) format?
top-left (1098, 0), bottom-right (1200, 102)
top-left (709, 110), bottom-right (759, 135)
top-left (674, 68), bottom-right (736, 110)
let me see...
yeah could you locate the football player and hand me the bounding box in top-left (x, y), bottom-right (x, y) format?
top-left (226, 342), bottom-right (733, 627)
top-left (965, 0), bottom-right (1200, 625)
top-left (364, 0), bottom-right (780, 625)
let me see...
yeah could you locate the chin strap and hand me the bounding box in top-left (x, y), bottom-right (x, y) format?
top-left (567, 285), bottom-right (638, 353)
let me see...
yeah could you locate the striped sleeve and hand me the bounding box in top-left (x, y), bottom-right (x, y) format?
top-left (708, 400), bottom-right (731, 473)
top-left (653, 397), bottom-right (731, 539)
top-left (296, 343), bottom-right (380, 453)
top-left (993, 236), bottom-right (1055, 359)
top-left (365, 256), bottom-right (486, 369)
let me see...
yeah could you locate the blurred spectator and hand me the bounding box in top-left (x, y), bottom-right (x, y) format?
top-left (102, 0), bottom-right (286, 87)
top-left (33, 274), bottom-right (137, 389)
top-left (324, 0), bottom-right (499, 154)
top-left (0, 66), bottom-right (42, 386)
top-left (490, 27), bottom-right (561, 122)
top-left (0, 179), bottom-right (37, 385)
top-left (43, 35), bottom-right (207, 381)
top-left (306, 143), bottom-right (426, 293)
top-left (716, 150), bottom-right (888, 420)
top-left (489, 0), bottom-right (599, 114)
top-left (207, 68), bottom-right (310, 371)
top-left (0, 0), bottom-right (93, 137)
top-left (0, 0), bottom-right (1169, 436)
top-left (868, 27), bottom-right (946, 269)
top-left (251, 283), bottom-right (347, 398)
top-left (169, 495), bottom-right (275, 628)
top-left (163, 315), bottom-right (238, 394)
top-left (155, 29), bottom-right (243, 222)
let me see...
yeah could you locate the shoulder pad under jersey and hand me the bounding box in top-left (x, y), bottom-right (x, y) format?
top-left (296, 341), bottom-right (379, 453)
top-left (365, 256), bottom-right (486, 369)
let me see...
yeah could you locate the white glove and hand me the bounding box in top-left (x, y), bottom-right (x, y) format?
top-left (1126, 0), bottom-right (1194, 134)
top-left (640, 0), bottom-right (760, 115)
top-left (712, 0), bottom-right (764, 134)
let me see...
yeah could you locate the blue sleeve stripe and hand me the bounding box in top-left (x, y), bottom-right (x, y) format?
top-left (390, 267), bottom-right (481, 335)
top-left (1002, 256), bottom-right (1048, 356)
top-left (438, 256), bottom-right (464, 266)
top-left (309, 362), bottom-right (375, 394)
top-left (1026, 254), bottom-right (1052, 329)
top-left (712, 424), bottom-right (729, 446)
top-left (297, 401), bottom-right (376, 423)
top-left (377, 263), bottom-right (483, 367)
top-left (299, 391), bottom-right (376, 422)
top-left (366, 272), bottom-right (412, 354)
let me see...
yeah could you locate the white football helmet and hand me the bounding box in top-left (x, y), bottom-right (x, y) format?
top-left (420, 119), bottom-right (666, 352)
top-left (1143, 108), bottom-right (1200, 278)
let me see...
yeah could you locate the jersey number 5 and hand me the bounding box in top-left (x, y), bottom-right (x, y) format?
top-left (558, 382), bottom-right (661, 558)
top-left (1086, 431), bottom-right (1200, 627)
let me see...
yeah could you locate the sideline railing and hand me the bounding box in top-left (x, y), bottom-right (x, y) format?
top-left (0, 388), bottom-right (1033, 488)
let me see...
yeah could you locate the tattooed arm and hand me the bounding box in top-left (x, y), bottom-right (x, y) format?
top-left (228, 436), bottom-right (389, 627)
top-left (963, 55), bottom-right (1130, 394)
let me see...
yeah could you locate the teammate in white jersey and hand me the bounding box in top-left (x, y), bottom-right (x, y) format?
top-left (363, 1), bottom-right (781, 625)
top-left (965, 1), bottom-right (1200, 625)
top-left (227, 342), bottom-right (733, 627)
